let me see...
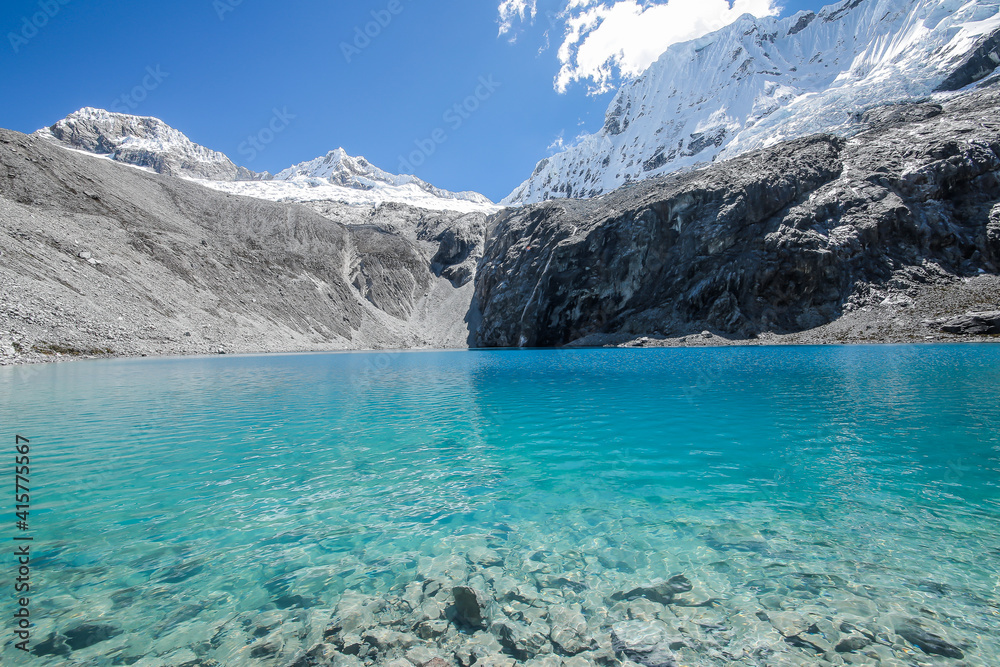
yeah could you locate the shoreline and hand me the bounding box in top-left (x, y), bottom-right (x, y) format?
top-left (7, 262), bottom-right (997, 370)
top-left (3, 332), bottom-right (998, 369)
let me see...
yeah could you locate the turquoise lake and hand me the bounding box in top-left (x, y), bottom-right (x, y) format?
top-left (1, 345), bottom-right (998, 666)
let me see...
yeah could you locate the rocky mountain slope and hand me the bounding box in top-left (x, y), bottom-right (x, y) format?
top-left (476, 87), bottom-right (1000, 347)
top-left (39, 107), bottom-right (260, 181)
top-left (0, 127), bottom-right (488, 364)
top-left (504, 0), bottom-right (1000, 204)
top-left (37, 108), bottom-right (497, 214)
top-left (6, 85), bottom-right (1000, 364)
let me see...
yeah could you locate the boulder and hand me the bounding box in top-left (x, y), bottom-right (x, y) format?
top-left (935, 311), bottom-right (1000, 335)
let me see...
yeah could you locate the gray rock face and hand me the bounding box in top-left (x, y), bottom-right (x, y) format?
top-left (475, 88), bottom-right (1000, 348)
top-left (348, 226), bottom-right (430, 320)
top-left (297, 200), bottom-right (491, 290)
top-left (427, 215), bottom-right (489, 288)
top-left (937, 28), bottom-right (1000, 92)
top-left (39, 107), bottom-right (261, 181)
top-left (0, 126), bottom-right (481, 361)
top-left (931, 310), bottom-right (1000, 334)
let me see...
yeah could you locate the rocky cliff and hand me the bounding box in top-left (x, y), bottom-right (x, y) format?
top-left (476, 88), bottom-right (1000, 347)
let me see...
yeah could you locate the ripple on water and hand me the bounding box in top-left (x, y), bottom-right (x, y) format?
top-left (0, 346), bottom-right (997, 665)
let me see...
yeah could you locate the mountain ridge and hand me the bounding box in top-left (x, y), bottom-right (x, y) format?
top-left (4, 84), bottom-right (1000, 365)
top-left (35, 107), bottom-right (497, 214)
top-left (0, 124), bottom-right (489, 362)
top-left (39, 106), bottom-right (261, 182)
top-left (479, 86), bottom-right (1000, 347)
top-left (504, 0), bottom-right (1000, 205)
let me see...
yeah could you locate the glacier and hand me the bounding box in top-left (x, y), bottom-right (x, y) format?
top-left (503, 0), bottom-right (1000, 205)
top-left (202, 148), bottom-right (499, 214)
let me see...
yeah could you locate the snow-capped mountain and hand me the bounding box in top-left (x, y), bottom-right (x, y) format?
top-left (198, 172), bottom-right (500, 214)
top-left (37, 109), bottom-right (498, 213)
top-left (504, 0), bottom-right (1000, 205)
top-left (37, 107), bottom-right (259, 182)
top-left (274, 148), bottom-right (490, 204)
top-left (201, 148), bottom-right (497, 213)
top-left (196, 148), bottom-right (498, 214)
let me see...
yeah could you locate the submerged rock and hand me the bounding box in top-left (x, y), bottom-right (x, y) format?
top-left (333, 593), bottom-right (383, 633)
top-left (492, 618), bottom-right (551, 660)
top-left (835, 634), bottom-right (872, 653)
top-left (31, 621), bottom-right (124, 658)
top-left (610, 621), bottom-right (679, 667)
top-left (454, 632), bottom-right (505, 667)
top-left (763, 611), bottom-right (811, 638)
top-left (31, 633), bottom-right (71, 658)
top-left (897, 624), bottom-right (965, 659)
top-left (416, 620), bottom-right (450, 640)
top-left (452, 586), bottom-right (494, 630)
top-left (548, 606), bottom-right (594, 655)
top-left (248, 636), bottom-right (283, 659)
top-left (64, 621), bottom-right (124, 651)
top-left (612, 575), bottom-right (693, 605)
top-left (287, 642), bottom-right (343, 667)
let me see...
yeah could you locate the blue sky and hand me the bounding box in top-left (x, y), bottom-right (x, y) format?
top-left (1, 0), bottom-right (827, 201)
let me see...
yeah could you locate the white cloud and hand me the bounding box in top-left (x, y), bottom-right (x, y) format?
top-left (499, 0), bottom-right (780, 94)
top-left (498, 0), bottom-right (538, 37)
top-left (547, 131), bottom-right (565, 153)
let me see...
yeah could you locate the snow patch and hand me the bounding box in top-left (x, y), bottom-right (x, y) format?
top-left (505, 0), bottom-right (1000, 204)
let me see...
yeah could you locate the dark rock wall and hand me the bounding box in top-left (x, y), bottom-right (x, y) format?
top-left (475, 91), bottom-right (1000, 347)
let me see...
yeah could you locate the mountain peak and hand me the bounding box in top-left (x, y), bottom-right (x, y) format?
top-left (35, 110), bottom-right (497, 213)
top-left (38, 108), bottom-right (260, 182)
top-left (504, 0), bottom-right (1000, 205)
top-left (273, 147), bottom-right (494, 206)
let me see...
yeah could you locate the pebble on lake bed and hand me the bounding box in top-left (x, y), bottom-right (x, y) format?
top-left (13, 523), bottom-right (991, 667)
